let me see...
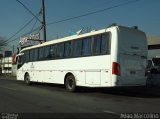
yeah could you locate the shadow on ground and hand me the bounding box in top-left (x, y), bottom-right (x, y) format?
top-left (1, 76), bottom-right (160, 98)
top-left (77, 86), bottom-right (160, 98)
top-left (26, 81), bottom-right (160, 98)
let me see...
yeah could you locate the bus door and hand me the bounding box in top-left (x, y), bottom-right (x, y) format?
top-left (29, 62), bottom-right (35, 81)
top-left (17, 54), bottom-right (24, 80)
top-left (30, 62), bottom-right (43, 82)
top-left (29, 48), bottom-right (41, 82)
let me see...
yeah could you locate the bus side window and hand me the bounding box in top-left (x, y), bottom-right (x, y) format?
top-left (39, 47), bottom-right (44, 60)
top-left (93, 35), bottom-right (101, 55)
top-left (56, 43), bottom-right (64, 59)
top-left (44, 46), bottom-right (51, 60)
top-left (82, 37), bottom-right (92, 56)
top-left (33, 48), bottom-right (38, 61)
top-left (18, 56), bottom-right (22, 64)
top-left (50, 45), bottom-right (56, 59)
top-left (101, 33), bottom-right (111, 55)
top-left (25, 50), bottom-right (30, 62)
top-left (23, 51), bottom-right (26, 63)
top-left (72, 39), bottom-right (82, 57)
top-left (17, 56), bottom-right (22, 69)
top-left (17, 54), bottom-right (25, 69)
top-left (21, 52), bottom-right (25, 64)
top-left (30, 49), bottom-right (34, 61)
top-left (64, 41), bottom-right (72, 58)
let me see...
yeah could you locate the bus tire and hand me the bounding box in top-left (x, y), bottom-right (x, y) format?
top-left (65, 74), bottom-right (76, 92)
top-left (24, 73), bottom-right (31, 85)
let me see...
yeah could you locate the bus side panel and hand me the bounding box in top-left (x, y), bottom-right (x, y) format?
top-left (29, 55), bottom-right (111, 87)
top-left (72, 71), bottom-right (85, 86)
top-left (85, 70), bottom-right (101, 85)
top-left (17, 69), bottom-right (23, 81)
top-left (17, 63), bottom-right (31, 81)
top-left (101, 69), bottom-right (112, 87)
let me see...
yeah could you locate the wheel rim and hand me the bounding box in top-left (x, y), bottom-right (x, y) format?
top-left (68, 78), bottom-right (74, 89)
top-left (65, 75), bottom-right (76, 92)
top-left (25, 75), bottom-right (30, 84)
top-left (26, 76), bottom-right (29, 83)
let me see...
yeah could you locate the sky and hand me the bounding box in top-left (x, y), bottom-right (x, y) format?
top-left (0, 0), bottom-right (160, 51)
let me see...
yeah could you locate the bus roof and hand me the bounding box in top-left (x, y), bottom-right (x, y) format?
top-left (20, 28), bottom-right (106, 52)
top-left (20, 25), bottom-right (144, 52)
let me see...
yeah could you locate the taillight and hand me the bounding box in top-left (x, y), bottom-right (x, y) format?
top-left (112, 62), bottom-right (120, 76)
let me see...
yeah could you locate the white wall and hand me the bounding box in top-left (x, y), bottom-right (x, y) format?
top-left (1, 57), bottom-right (12, 75)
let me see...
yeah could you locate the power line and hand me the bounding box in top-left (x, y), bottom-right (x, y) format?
top-left (6, 0), bottom-right (140, 44)
top-left (30, 18), bottom-right (38, 33)
top-left (85, 0), bottom-right (118, 12)
top-left (16, 0), bottom-right (42, 23)
top-left (3, 17), bottom-right (35, 45)
top-left (4, 13), bottom-right (41, 44)
top-left (22, 26), bottom-right (42, 38)
top-left (5, 26), bottom-right (42, 44)
top-left (47, 0), bottom-right (140, 26)
top-left (17, 0), bottom-right (46, 42)
top-left (4, 1), bottom-right (42, 45)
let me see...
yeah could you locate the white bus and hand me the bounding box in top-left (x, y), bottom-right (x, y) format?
top-left (17, 25), bottom-right (148, 92)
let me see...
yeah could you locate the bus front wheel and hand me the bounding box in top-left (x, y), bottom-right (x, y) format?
top-left (24, 73), bottom-right (31, 85)
top-left (65, 74), bottom-right (76, 92)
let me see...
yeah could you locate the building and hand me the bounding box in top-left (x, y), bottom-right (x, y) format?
top-left (1, 57), bottom-right (12, 75)
top-left (147, 35), bottom-right (160, 58)
top-left (0, 51), bottom-right (15, 76)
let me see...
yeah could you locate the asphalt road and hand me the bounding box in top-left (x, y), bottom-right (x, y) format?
top-left (0, 77), bottom-right (160, 118)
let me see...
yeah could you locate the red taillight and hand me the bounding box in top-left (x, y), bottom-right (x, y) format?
top-left (112, 62), bottom-right (120, 76)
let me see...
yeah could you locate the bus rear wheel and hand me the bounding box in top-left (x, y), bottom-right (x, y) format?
top-left (24, 73), bottom-right (31, 85)
top-left (65, 74), bottom-right (76, 92)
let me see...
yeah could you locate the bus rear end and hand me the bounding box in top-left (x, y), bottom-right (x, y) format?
top-left (112, 26), bottom-right (147, 86)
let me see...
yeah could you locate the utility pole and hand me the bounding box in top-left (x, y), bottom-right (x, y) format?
top-left (42, 0), bottom-right (46, 42)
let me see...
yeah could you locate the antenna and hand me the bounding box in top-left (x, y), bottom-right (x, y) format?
top-left (76, 28), bottom-right (84, 35)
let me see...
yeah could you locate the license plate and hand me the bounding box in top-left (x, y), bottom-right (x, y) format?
top-left (130, 71), bottom-right (136, 75)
